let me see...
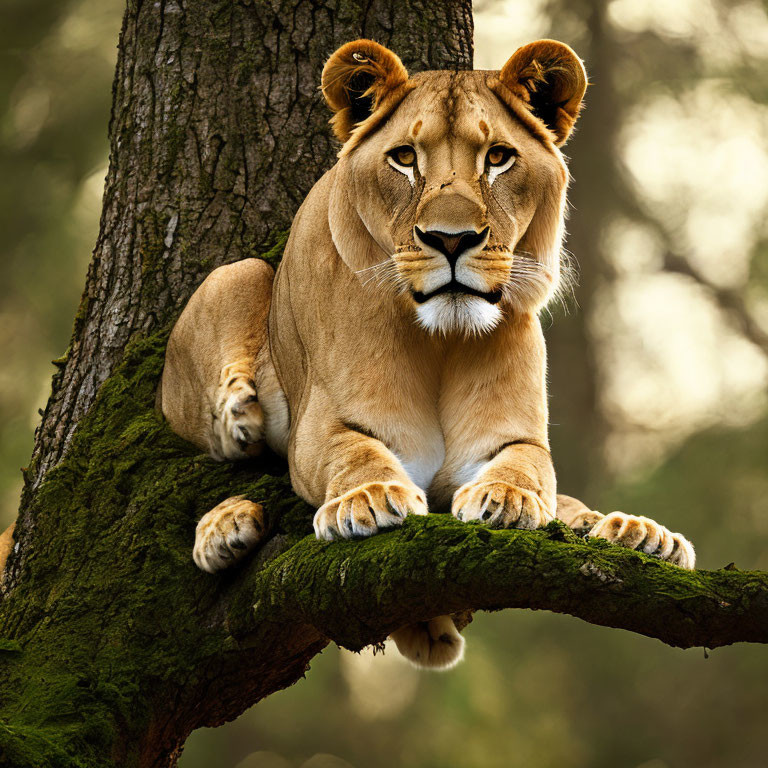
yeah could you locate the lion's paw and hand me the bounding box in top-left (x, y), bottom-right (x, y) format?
top-left (588, 511), bottom-right (695, 569)
top-left (390, 615), bottom-right (465, 670)
top-left (314, 482), bottom-right (427, 541)
top-left (452, 481), bottom-right (554, 530)
top-left (214, 375), bottom-right (265, 460)
top-left (193, 496), bottom-right (266, 573)
top-left (567, 509), bottom-right (604, 536)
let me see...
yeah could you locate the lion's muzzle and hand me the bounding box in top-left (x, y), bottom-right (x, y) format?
top-left (411, 279), bottom-right (503, 305)
top-left (413, 226), bottom-right (490, 268)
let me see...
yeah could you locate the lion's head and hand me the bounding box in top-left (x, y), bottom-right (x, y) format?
top-left (321, 39), bottom-right (587, 335)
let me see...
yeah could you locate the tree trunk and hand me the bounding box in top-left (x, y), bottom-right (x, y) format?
top-left (0, 1), bottom-right (473, 765)
top-left (21, 0), bottom-right (474, 499)
top-left (1, 2), bottom-right (767, 767)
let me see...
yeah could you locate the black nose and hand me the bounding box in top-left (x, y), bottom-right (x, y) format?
top-left (414, 226), bottom-right (489, 266)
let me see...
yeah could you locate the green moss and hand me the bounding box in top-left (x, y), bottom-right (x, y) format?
top-left (136, 209), bottom-right (169, 277)
top-left (73, 294), bottom-right (90, 334)
top-left (0, 723), bottom-right (90, 768)
top-left (260, 229), bottom-right (290, 269)
top-left (0, 241), bottom-right (300, 765)
top-left (0, 640), bottom-right (21, 654)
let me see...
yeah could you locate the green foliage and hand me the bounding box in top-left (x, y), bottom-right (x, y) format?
top-left (261, 230), bottom-right (291, 271)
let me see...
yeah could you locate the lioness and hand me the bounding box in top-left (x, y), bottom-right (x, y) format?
top-left (161, 39), bottom-right (695, 668)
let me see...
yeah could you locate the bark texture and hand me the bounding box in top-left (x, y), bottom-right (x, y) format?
top-left (24, 0), bottom-right (474, 496)
top-left (1, 2), bottom-right (767, 767)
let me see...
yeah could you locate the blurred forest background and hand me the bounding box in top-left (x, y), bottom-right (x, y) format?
top-left (1, 0), bottom-right (767, 766)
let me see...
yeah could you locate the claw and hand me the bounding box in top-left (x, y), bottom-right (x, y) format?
top-left (452, 480), bottom-right (552, 530)
top-left (314, 482), bottom-right (427, 541)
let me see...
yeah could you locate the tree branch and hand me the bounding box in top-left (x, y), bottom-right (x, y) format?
top-left (240, 516), bottom-right (768, 655)
top-left (663, 251), bottom-right (768, 355)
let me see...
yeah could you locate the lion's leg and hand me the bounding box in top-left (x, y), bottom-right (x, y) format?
top-left (161, 258), bottom-right (278, 460)
top-left (310, 427), bottom-right (429, 541)
top-left (162, 259), bottom-right (286, 573)
top-left (288, 390), bottom-right (428, 540)
top-left (556, 494), bottom-right (696, 569)
top-left (210, 359), bottom-right (265, 461)
top-left (452, 443), bottom-right (557, 530)
top-left (290, 396), bottom-right (461, 669)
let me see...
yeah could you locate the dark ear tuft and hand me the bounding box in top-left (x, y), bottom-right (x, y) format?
top-left (345, 70), bottom-right (376, 124)
top-left (497, 40), bottom-right (587, 145)
top-left (321, 40), bottom-right (410, 144)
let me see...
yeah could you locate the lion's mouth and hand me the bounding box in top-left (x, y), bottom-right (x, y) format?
top-left (411, 280), bottom-right (503, 305)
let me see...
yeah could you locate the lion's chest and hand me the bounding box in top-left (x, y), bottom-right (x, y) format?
top-left (397, 424), bottom-right (446, 491)
top-left (355, 351), bottom-right (494, 499)
top-left (387, 406), bottom-right (487, 501)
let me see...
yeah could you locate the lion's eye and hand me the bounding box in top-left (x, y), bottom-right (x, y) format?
top-left (486, 145), bottom-right (515, 168)
top-left (388, 146), bottom-right (417, 168)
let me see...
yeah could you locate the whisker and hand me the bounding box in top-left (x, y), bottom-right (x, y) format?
top-left (355, 258), bottom-right (392, 276)
top-left (359, 258), bottom-right (410, 295)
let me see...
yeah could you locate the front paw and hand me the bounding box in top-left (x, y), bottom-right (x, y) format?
top-left (314, 482), bottom-right (428, 541)
top-left (193, 496), bottom-right (266, 573)
top-left (452, 481), bottom-right (554, 529)
top-left (588, 511), bottom-right (695, 569)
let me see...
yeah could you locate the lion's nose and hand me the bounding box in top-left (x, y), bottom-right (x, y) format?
top-left (414, 226), bottom-right (490, 266)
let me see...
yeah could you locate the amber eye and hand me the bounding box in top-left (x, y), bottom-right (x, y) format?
top-left (388, 146), bottom-right (417, 168)
top-left (486, 145), bottom-right (515, 168)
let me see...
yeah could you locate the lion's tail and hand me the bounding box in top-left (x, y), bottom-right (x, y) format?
top-left (389, 615), bottom-right (465, 670)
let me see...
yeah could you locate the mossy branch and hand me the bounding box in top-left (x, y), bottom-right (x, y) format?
top-left (237, 516), bottom-right (768, 655)
top-left (0, 331), bottom-right (767, 767)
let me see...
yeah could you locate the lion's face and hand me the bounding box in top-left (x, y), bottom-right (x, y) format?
top-left (322, 40), bottom-right (586, 335)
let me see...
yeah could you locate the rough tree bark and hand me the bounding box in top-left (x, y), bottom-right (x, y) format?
top-left (0, 2), bottom-right (766, 767)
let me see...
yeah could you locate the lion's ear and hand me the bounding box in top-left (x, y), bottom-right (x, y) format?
top-left (322, 39), bottom-right (410, 144)
top-left (498, 40), bottom-right (587, 146)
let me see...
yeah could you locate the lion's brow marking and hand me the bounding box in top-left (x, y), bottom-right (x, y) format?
top-left (443, 71), bottom-right (460, 139)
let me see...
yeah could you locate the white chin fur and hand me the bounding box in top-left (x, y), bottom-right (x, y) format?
top-left (416, 294), bottom-right (502, 336)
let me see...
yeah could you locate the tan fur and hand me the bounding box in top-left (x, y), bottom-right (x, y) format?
top-left (193, 497), bottom-right (267, 573)
top-left (161, 258), bottom-right (287, 462)
top-left (0, 522), bottom-right (15, 576)
top-left (161, 40), bottom-right (695, 669)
